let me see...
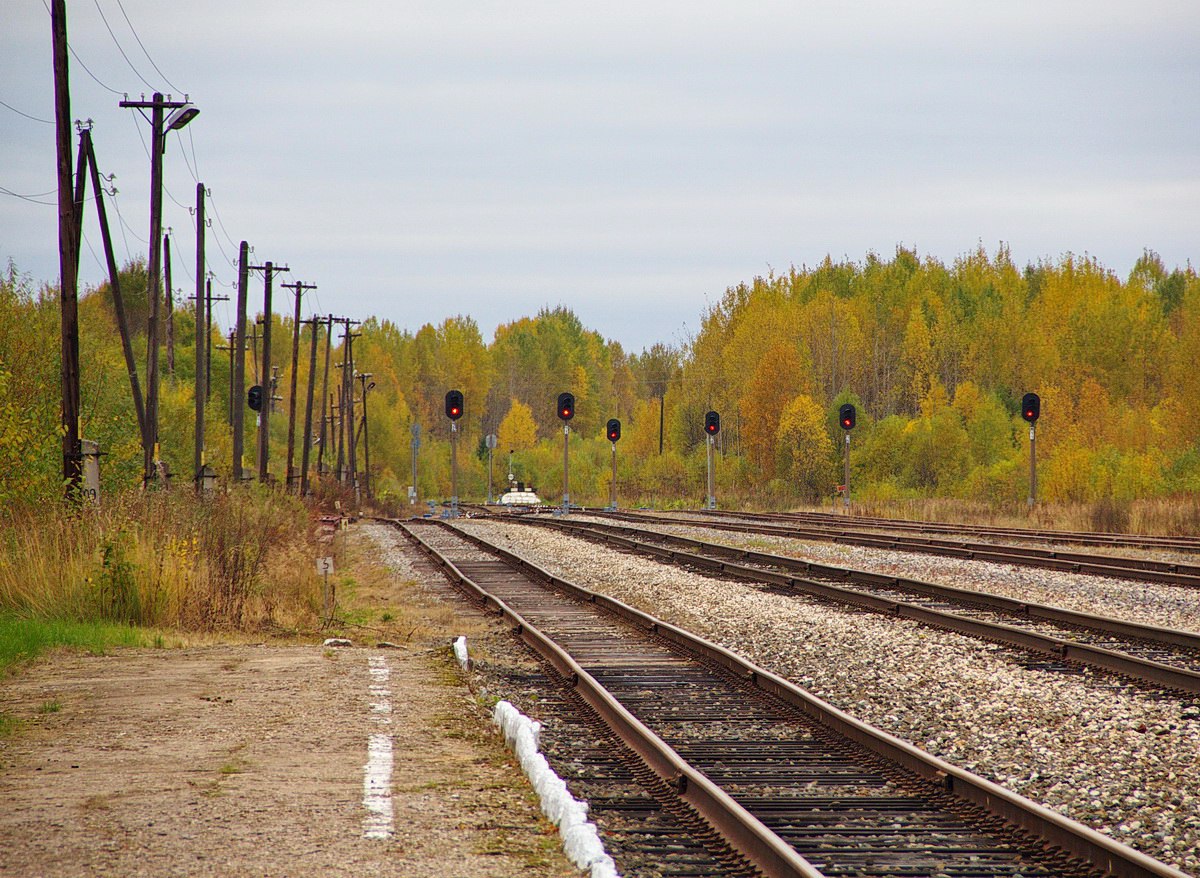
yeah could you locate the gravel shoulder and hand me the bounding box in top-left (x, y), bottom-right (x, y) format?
top-left (0, 524), bottom-right (575, 878)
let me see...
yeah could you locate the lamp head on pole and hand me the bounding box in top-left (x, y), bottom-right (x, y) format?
top-left (165, 102), bottom-right (199, 132)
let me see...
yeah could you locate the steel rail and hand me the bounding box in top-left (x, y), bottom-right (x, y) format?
top-left (398, 519), bottom-right (821, 878)
top-left (396, 517), bottom-right (1190, 878)
top-left (590, 509), bottom-right (1200, 589)
top-left (688, 508), bottom-right (1200, 554)
top-left (511, 515), bottom-right (1200, 696)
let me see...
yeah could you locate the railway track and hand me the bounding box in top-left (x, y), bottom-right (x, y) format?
top-left (686, 509), bottom-right (1200, 555)
top-left (500, 515), bottom-right (1200, 697)
top-left (396, 517), bottom-right (1188, 878)
top-left (588, 509), bottom-right (1200, 590)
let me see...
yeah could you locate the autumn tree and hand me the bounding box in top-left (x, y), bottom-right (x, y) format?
top-left (775, 394), bottom-right (835, 500)
top-left (497, 399), bottom-right (537, 455)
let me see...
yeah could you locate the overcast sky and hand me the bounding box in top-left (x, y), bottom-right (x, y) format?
top-left (3, 1), bottom-right (1198, 353)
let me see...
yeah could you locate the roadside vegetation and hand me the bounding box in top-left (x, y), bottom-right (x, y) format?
top-left (1, 241), bottom-right (1198, 675)
top-left (0, 488), bottom-right (327, 674)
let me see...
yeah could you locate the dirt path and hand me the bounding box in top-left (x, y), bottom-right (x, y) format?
top-left (0, 538), bottom-right (576, 877)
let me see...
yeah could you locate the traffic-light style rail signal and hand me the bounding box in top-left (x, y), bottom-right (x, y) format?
top-left (445, 389), bottom-right (464, 421)
top-left (606, 418), bottom-right (621, 442)
top-left (248, 384), bottom-right (263, 411)
top-left (704, 410), bottom-right (720, 435)
top-left (839, 403), bottom-right (856, 430)
top-left (1021, 392), bottom-right (1040, 423)
top-left (557, 392), bottom-right (575, 422)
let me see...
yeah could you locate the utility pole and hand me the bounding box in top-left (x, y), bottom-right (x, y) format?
top-left (316, 314), bottom-right (334, 476)
top-left (82, 128), bottom-right (146, 449)
top-left (232, 242), bottom-right (249, 482)
top-left (357, 372), bottom-right (374, 500)
top-left (164, 233), bottom-right (174, 375)
top-left (215, 333), bottom-right (233, 423)
top-left (192, 185), bottom-right (205, 489)
top-left (204, 275), bottom-right (228, 402)
top-left (282, 280), bottom-right (317, 492)
top-left (340, 319), bottom-right (361, 490)
top-left (52, 0), bottom-right (82, 496)
top-left (249, 262), bottom-right (286, 483)
top-left (119, 92), bottom-right (198, 486)
top-left (299, 318), bottom-right (321, 496)
top-left (334, 378), bottom-right (344, 482)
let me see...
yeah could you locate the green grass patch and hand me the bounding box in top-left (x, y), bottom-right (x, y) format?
top-left (0, 712), bottom-right (20, 738)
top-left (0, 614), bottom-right (149, 674)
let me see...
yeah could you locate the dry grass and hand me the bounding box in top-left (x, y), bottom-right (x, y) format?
top-left (784, 496), bottom-right (1200, 536)
top-left (0, 487), bottom-right (326, 633)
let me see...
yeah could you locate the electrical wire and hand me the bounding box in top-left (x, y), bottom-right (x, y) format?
top-left (206, 192), bottom-right (242, 255)
top-left (80, 230), bottom-right (108, 277)
top-left (92, 0), bottom-right (157, 92)
top-left (0, 98), bottom-right (52, 124)
top-left (112, 0), bottom-right (181, 94)
top-left (40, 0), bottom-right (128, 96)
top-left (186, 127), bottom-right (201, 181)
top-left (177, 130), bottom-right (200, 182)
top-left (0, 184), bottom-right (57, 205)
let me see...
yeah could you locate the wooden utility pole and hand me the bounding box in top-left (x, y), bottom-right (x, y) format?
top-left (52, 0), bottom-right (82, 496)
top-left (281, 280), bottom-right (317, 491)
top-left (357, 372), bottom-right (374, 499)
top-left (299, 318), bottom-right (321, 496)
top-left (144, 95), bottom-right (164, 484)
top-left (119, 92), bottom-right (196, 485)
top-left (249, 262), bottom-right (285, 483)
top-left (216, 331), bottom-right (233, 424)
top-left (334, 381), bottom-right (345, 481)
top-left (232, 242), bottom-right (249, 481)
top-left (316, 314), bottom-right (334, 476)
top-left (192, 184), bottom-right (206, 489)
top-left (164, 233), bottom-right (175, 375)
top-left (202, 273), bottom-right (228, 402)
top-left (341, 321), bottom-right (361, 491)
top-left (82, 129), bottom-right (146, 449)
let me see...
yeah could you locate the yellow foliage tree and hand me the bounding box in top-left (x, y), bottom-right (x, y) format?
top-left (497, 399), bottom-right (537, 455)
top-left (742, 343), bottom-right (814, 473)
top-left (774, 394), bottom-right (834, 500)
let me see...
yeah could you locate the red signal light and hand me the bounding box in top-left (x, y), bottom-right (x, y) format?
top-left (557, 392), bottom-right (575, 422)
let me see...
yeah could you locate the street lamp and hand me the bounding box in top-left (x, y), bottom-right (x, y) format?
top-left (165, 102), bottom-right (199, 131)
top-left (119, 92), bottom-right (199, 485)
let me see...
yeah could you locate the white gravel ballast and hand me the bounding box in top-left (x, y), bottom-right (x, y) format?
top-left (460, 519), bottom-right (1200, 874)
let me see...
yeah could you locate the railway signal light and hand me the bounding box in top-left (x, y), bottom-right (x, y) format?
top-left (606, 418), bottom-right (621, 442)
top-left (557, 392), bottom-right (575, 422)
top-left (247, 384), bottom-right (263, 412)
top-left (1021, 392), bottom-right (1040, 423)
top-left (839, 403), bottom-right (856, 431)
top-left (704, 410), bottom-right (720, 435)
top-left (445, 389), bottom-right (464, 421)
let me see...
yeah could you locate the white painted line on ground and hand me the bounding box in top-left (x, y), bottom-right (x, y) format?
top-left (362, 655), bottom-right (394, 839)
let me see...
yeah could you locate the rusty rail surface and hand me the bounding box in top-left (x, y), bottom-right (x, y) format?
top-left (395, 517), bottom-right (1190, 878)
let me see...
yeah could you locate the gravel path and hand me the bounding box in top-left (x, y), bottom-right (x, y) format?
top-left (460, 518), bottom-right (1200, 874)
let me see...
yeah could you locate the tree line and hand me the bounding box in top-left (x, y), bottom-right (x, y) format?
top-left (2, 244), bottom-right (1198, 510)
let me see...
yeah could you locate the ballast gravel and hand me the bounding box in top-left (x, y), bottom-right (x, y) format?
top-left (457, 518), bottom-right (1200, 874)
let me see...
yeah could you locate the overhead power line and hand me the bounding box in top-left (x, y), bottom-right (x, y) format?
top-left (0, 184), bottom-right (57, 205)
top-left (40, 0), bottom-right (125, 94)
top-left (0, 98), bottom-right (53, 124)
top-left (92, 0), bottom-right (156, 91)
top-left (112, 0), bottom-right (181, 93)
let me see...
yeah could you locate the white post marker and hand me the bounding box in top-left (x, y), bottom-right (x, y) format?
top-left (362, 655), bottom-right (394, 839)
top-left (316, 556), bottom-right (334, 624)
